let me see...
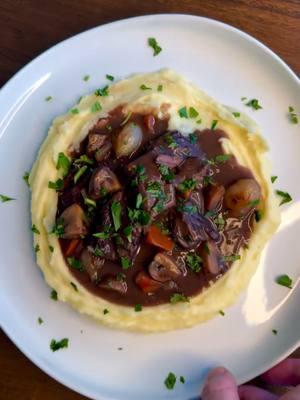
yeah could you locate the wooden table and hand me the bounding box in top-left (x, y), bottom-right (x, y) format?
top-left (0, 1), bottom-right (299, 398)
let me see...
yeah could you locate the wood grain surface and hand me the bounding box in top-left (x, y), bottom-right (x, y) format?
top-left (0, 0), bottom-right (299, 399)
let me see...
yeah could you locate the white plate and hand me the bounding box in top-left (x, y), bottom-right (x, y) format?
top-left (0, 14), bottom-right (299, 400)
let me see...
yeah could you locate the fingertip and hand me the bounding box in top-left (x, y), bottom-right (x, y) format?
top-left (202, 367), bottom-right (239, 400)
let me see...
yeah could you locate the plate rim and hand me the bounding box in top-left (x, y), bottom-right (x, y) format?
top-left (0, 13), bottom-right (299, 400)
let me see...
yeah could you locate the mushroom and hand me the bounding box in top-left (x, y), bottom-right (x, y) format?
top-left (224, 179), bottom-right (261, 217)
top-left (148, 252), bottom-right (181, 282)
top-left (114, 122), bottom-right (143, 158)
top-left (135, 271), bottom-right (162, 294)
top-left (88, 166), bottom-right (121, 199)
top-left (81, 247), bottom-right (104, 282)
top-left (95, 141), bottom-right (112, 162)
top-left (206, 185), bottom-right (225, 211)
top-left (60, 203), bottom-right (89, 239)
top-left (201, 240), bottom-right (222, 275)
top-left (99, 275), bottom-right (128, 294)
top-left (87, 133), bottom-right (107, 155)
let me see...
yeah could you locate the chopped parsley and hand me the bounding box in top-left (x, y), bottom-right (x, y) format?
top-left (106, 124), bottom-right (112, 131)
top-left (223, 254), bottom-right (241, 263)
top-left (136, 193), bottom-right (143, 209)
top-left (70, 108), bottom-right (79, 114)
top-left (219, 310), bottom-right (225, 316)
top-left (93, 231), bottom-right (110, 239)
top-left (23, 171), bottom-right (30, 186)
top-left (0, 194), bottom-right (15, 202)
top-left (276, 274), bottom-right (293, 289)
top-left (157, 84), bottom-right (163, 92)
top-left (111, 201), bottom-right (122, 231)
top-left (189, 133), bottom-right (197, 144)
top-left (51, 218), bottom-right (65, 237)
top-left (159, 165), bottom-right (174, 182)
top-left (272, 329), bottom-right (278, 335)
top-left (208, 154), bottom-right (231, 165)
top-left (178, 203), bottom-right (197, 214)
top-left (116, 272), bottom-right (126, 281)
top-left (276, 190), bottom-right (292, 206)
top-left (178, 106), bottom-right (188, 118)
top-left (70, 282), bottom-right (78, 292)
top-left (232, 111), bottom-right (240, 118)
top-left (120, 111), bottom-right (132, 126)
top-left (271, 176), bottom-right (278, 183)
top-left (48, 178), bottom-right (63, 190)
top-left (204, 243), bottom-right (210, 255)
top-left (83, 74), bottom-right (90, 81)
top-left (67, 257), bottom-right (84, 272)
top-left (186, 253), bottom-right (202, 272)
top-left (34, 244), bottom-right (40, 253)
top-left (123, 226), bottom-right (133, 242)
top-left (255, 210), bottom-right (263, 222)
top-left (148, 37), bottom-right (162, 56)
top-left (248, 199), bottom-right (260, 207)
top-left (147, 181), bottom-right (163, 198)
top-left (106, 74), bottom-right (114, 81)
top-left (31, 224), bottom-right (40, 234)
top-left (179, 376), bottom-right (185, 384)
top-left (74, 154), bottom-right (94, 165)
top-left (50, 289), bottom-right (58, 301)
top-left (103, 308), bottom-right (109, 315)
top-left (84, 197), bottom-right (97, 208)
top-left (45, 96), bottom-right (52, 102)
top-left (56, 152), bottom-right (70, 176)
top-left (128, 208), bottom-right (150, 226)
top-left (140, 84), bottom-right (152, 90)
top-left (211, 119), bottom-right (218, 130)
top-left (74, 165), bottom-right (88, 184)
top-left (50, 338), bottom-right (69, 352)
top-left (244, 98), bottom-right (263, 110)
top-left (38, 317), bottom-right (43, 324)
top-left (196, 118), bottom-right (202, 124)
top-left (94, 246), bottom-right (104, 257)
top-left (288, 106), bottom-right (298, 124)
top-left (170, 293), bottom-right (189, 304)
top-left (178, 178), bottom-right (197, 194)
top-left (189, 107), bottom-right (199, 118)
top-left (49, 245), bottom-right (54, 253)
top-left (95, 85), bottom-right (109, 96)
top-left (121, 256), bottom-right (132, 270)
top-left (164, 372), bottom-right (176, 390)
top-left (134, 304), bottom-right (142, 312)
top-left (91, 101), bottom-right (102, 113)
top-left (165, 134), bottom-right (178, 149)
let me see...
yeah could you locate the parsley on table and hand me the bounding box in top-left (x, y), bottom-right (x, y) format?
top-left (140, 84), bottom-right (152, 90)
top-left (95, 85), bottom-right (109, 96)
top-left (189, 107), bottom-right (199, 118)
top-left (157, 84), bottom-right (163, 92)
top-left (106, 74), bottom-right (114, 81)
top-left (170, 293), bottom-right (189, 304)
top-left (103, 308), bottom-right (109, 315)
top-left (178, 106), bottom-right (188, 118)
top-left (211, 119), bottom-right (218, 130)
top-left (50, 289), bottom-right (58, 301)
top-left (244, 98), bottom-right (263, 110)
top-left (74, 165), bottom-right (88, 184)
top-left (0, 194), bottom-right (15, 202)
top-left (232, 111), bottom-right (240, 118)
top-left (51, 218), bottom-right (65, 237)
top-left (38, 317), bottom-right (43, 324)
top-left (23, 171), bottom-right (30, 186)
top-left (50, 338), bottom-right (69, 352)
top-left (67, 257), bottom-right (84, 272)
top-left (121, 256), bottom-right (132, 270)
top-left (56, 152), bottom-right (70, 176)
top-left (219, 310), bottom-right (225, 316)
top-left (159, 165), bottom-right (174, 182)
top-left (48, 178), bottom-right (63, 190)
top-left (70, 282), bottom-right (78, 292)
top-left (134, 304), bottom-right (142, 312)
top-left (272, 329), bottom-right (278, 335)
top-left (91, 101), bottom-right (102, 113)
top-left (189, 133), bottom-right (197, 144)
top-left (179, 376), bottom-right (185, 384)
top-left (186, 253), bottom-right (202, 272)
top-left (276, 274), bottom-right (293, 289)
top-left (288, 106), bottom-right (298, 124)
top-left (31, 224), bottom-right (40, 234)
top-left (111, 201), bottom-right (122, 231)
top-left (164, 372), bottom-right (177, 390)
top-left (148, 37), bottom-right (162, 56)
top-left (276, 190), bottom-right (292, 206)
top-left (45, 96), bottom-right (52, 101)
top-left (271, 176), bottom-right (278, 183)
top-left (83, 75), bottom-right (90, 81)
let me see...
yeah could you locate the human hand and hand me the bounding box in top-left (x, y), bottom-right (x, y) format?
top-left (201, 358), bottom-right (300, 399)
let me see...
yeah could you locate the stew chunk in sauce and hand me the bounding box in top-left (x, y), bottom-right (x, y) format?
top-left (54, 108), bottom-right (261, 307)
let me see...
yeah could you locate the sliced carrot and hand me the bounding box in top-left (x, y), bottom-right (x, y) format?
top-left (146, 225), bottom-right (174, 251)
top-left (135, 271), bottom-right (162, 294)
top-left (182, 189), bottom-right (192, 199)
top-left (65, 239), bottom-right (81, 257)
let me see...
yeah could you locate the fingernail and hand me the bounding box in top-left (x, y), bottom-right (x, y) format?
top-left (206, 367), bottom-right (228, 383)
